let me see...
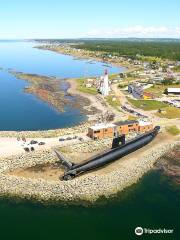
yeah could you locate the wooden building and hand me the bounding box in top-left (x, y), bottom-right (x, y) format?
top-left (88, 123), bottom-right (116, 140)
top-left (88, 120), bottom-right (153, 140)
top-left (138, 120), bottom-right (153, 132)
top-left (115, 120), bottom-right (139, 135)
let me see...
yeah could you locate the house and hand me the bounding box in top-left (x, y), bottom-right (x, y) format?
top-left (85, 83), bottom-right (93, 88)
top-left (128, 83), bottom-right (155, 99)
top-left (165, 88), bottom-right (180, 95)
top-left (128, 84), bottom-right (143, 99)
top-left (115, 120), bottom-right (139, 135)
top-left (88, 120), bottom-right (153, 140)
top-left (138, 120), bottom-right (153, 132)
top-left (87, 123), bottom-right (116, 140)
top-left (143, 92), bottom-right (155, 99)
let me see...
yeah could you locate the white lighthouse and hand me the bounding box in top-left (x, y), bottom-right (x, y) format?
top-left (100, 69), bottom-right (109, 96)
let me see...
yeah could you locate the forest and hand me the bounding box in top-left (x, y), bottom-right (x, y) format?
top-left (72, 39), bottom-right (180, 60)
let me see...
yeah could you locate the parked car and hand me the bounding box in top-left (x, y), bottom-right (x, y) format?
top-left (30, 140), bottom-right (38, 145)
top-left (66, 137), bottom-right (72, 140)
top-left (24, 147), bottom-right (30, 152)
top-left (38, 142), bottom-right (45, 145)
top-left (59, 138), bottom-right (65, 142)
top-left (78, 137), bottom-right (84, 142)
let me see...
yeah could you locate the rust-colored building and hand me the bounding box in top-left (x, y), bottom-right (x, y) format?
top-left (138, 120), bottom-right (153, 132)
top-left (143, 92), bottom-right (155, 99)
top-left (88, 123), bottom-right (116, 140)
top-left (88, 120), bottom-right (153, 140)
top-left (115, 120), bottom-right (139, 135)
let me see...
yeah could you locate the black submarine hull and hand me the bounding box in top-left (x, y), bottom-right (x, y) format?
top-left (63, 126), bottom-right (160, 180)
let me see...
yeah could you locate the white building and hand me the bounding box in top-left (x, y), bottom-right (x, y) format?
top-left (166, 88), bottom-right (180, 95)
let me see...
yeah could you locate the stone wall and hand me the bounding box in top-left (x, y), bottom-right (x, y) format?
top-left (0, 141), bottom-right (178, 205)
top-left (0, 121), bottom-right (93, 138)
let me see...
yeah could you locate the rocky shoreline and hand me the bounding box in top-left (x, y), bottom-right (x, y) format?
top-left (35, 44), bottom-right (135, 72)
top-left (155, 144), bottom-right (180, 184)
top-left (0, 121), bottom-right (93, 138)
top-left (0, 140), bottom-right (178, 205)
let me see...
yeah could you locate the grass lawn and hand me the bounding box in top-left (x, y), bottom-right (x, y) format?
top-left (128, 99), bottom-right (168, 111)
top-left (173, 66), bottom-right (180, 73)
top-left (145, 84), bottom-right (180, 98)
top-left (76, 78), bottom-right (98, 95)
top-left (156, 107), bottom-right (180, 119)
top-left (108, 73), bottom-right (119, 80)
top-left (166, 125), bottom-right (180, 135)
top-left (105, 95), bottom-right (121, 110)
top-left (127, 115), bottom-right (138, 120)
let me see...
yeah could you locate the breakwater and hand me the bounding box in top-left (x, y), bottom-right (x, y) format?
top-left (0, 122), bottom-right (93, 138)
top-left (0, 140), bottom-right (178, 205)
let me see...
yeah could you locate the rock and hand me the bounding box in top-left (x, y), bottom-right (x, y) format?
top-left (0, 140), bottom-right (178, 205)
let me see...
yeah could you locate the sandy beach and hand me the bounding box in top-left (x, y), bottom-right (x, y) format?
top-left (67, 78), bottom-right (124, 121)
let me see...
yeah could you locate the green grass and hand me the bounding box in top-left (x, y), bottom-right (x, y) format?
top-left (128, 99), bottom-right (168, 111)
top-left (105, 95), bottom-right (121, 110)
top-left (173, 66), bottom-right (180, 72)
top-left (145, 84), bottom-right (180, 97)
top-left (127, 115), bottom-right (138, 120)
top-left (166, 125), bottom-right (180, 135)
top-left (145, 85), bottom-right (166, 97)
top-left (108, 73), bottom-right (119, 80)
top-left (156, 107), bottom-right (180, 119)
top-left (118, 83), bottom-right (128, 88)
top-left (76, 78), bottom-right (98, 95)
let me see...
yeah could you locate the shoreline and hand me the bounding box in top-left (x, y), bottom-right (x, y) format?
top-left (0, 136), bottom-right (178, 205)
top-left (0, 44), bottom-right (179, 206)
top-left (36, 45), bottom-right (137, 73)
top-left (0, 69), bottom-right (125, 138)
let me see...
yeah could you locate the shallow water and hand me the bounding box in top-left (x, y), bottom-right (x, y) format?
top-left (0, 171), bottom-right (179, 240)
top-left (0, 41), bottom-right (124, 130)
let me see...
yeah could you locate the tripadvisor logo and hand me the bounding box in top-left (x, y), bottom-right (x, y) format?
top-left (135, 227), bottom-right (143, 236)
top-left (135, 226), bottom-right (174, 236)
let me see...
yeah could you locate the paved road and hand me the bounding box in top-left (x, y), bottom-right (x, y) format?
top-left (111, 83), bottom-right (161, 122)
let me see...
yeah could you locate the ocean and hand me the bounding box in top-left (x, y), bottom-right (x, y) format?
top-left (0, 41), bottom-right (123, 130)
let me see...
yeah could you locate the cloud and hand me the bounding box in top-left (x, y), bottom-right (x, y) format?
top-left (86, 26), bottom-right (180, 38)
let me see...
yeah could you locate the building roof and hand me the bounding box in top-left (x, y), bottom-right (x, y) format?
top-left (143, 92), bottom-right (154, 97)
top-left (115, 120), bottom-right (138, 126)
top-left (90, 123), bottom-right (116, 131)
top-left (167, 88), bottom-right (180, 93)
top-left (138, 120), bottom-right (152, 126)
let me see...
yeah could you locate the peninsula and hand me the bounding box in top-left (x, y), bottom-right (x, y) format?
top-left (0, 39), bottom-right (179, 205)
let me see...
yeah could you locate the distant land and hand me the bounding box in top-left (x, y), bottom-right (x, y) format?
top-left (35, 38), bottom-right (180, 60)
top-left (34, 38), bottom-right (180, 42)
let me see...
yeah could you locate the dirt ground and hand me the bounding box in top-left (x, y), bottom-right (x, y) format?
top-left (7, 132), bottom-right (176, 182)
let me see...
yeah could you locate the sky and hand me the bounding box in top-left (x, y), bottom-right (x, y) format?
top-left (0, 0), bottom-right (179, 39)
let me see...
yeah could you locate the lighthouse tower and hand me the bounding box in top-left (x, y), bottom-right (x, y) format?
top-left (100, 69), bottom-right (109, 96)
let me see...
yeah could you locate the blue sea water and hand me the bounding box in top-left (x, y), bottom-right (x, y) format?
top-left (0, 41), bottom-right (124, 131)
top-left (0, 171), bottom-right (179, 240)
top-left (0, 41), bottom-right (179, 240)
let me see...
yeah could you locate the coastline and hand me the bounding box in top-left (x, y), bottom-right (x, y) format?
top-left (36, 45), bottom-right (136, 73)
top-left (0, 71), bottom-right (124, 139)
top-left (0, 44), bottom-right (179, 206)
top-left (66, 78), bottom-right (124, 121)
top-left (0, 130), bottom-right (179, 205)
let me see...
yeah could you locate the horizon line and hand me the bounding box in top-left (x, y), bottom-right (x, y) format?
top-left (0, 37), bottom-right (180, 40)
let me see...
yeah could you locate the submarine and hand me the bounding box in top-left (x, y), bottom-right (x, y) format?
top-left (55, 126), bottom-right (160, 180)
